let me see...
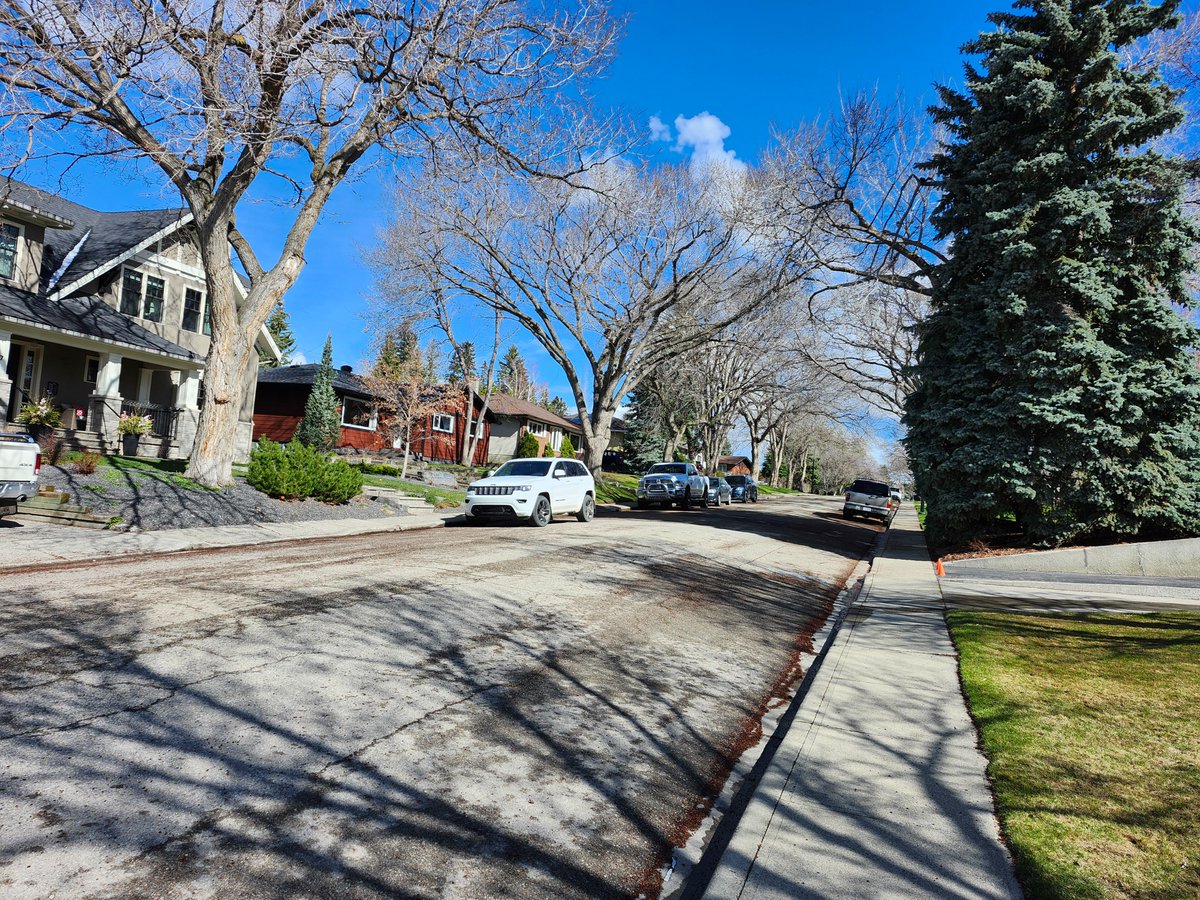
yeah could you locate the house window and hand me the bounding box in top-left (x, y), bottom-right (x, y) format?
top-left (83, 355), bottom-right (99, 385)
top-left (182, 288), bottom-right (204, 332)
top-left (527, 420), bottom-right (547, 437)
top-left (0, 222), bottom-right (20, 280)
top-left (548, 429), bottom-right (562, 451)
top-left (432, 413), bottom-right (454, 433)
top-left (120, 268), bottom-right (143, 315)
top-left (143, 275), bottom-right (165, 322)
top-left (203, 298), bottom-right (212, 335)
top-left (341, 397), bottom-right (376, 430)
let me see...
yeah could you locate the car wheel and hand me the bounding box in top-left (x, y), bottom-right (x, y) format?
top-left (636, 498), bottom-right (646, 509)
top-left (700, 493), bottom-right (709, 509)
top-left (576, 494), bottom-right (595, 522)
top-left (530, 495), bottom-right (552, 527)
top-left (751, 493), bottom-right (758, 503)
top-left (679, 491), bottom-right (690, 510)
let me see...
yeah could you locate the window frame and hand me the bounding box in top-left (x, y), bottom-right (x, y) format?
top-left (182, 287), bottom-right (205, 333)
top-left (142, 274), bottom-right (165, 323)
top-left (526, 420), bottom-right (548, 437)
top-left (0, 220), bottom-right (22, 282)
top-left (432, 413), bottom-right (455, 434)
top-left (340, 396), bottom-right (377, 431)
top-left (119, 267), bottom-right (143, 316)
top-left (83, 355), bottom-right (99, 385)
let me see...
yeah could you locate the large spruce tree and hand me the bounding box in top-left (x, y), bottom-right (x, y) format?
top-left (295, 336), bottom-right (341, 451)
top-left (905, 0), bottom-right (1200, 547)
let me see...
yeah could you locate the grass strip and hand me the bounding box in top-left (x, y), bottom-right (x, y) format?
top-left (595, 472), bottom-right (638, 504)
top-left (948, 611), bottom-right (1200, 900)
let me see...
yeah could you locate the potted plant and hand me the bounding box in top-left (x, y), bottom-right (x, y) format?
top-left (15, 396), bottom-right (63, 444)
top-left (116, 412), bottom-right (153, 457)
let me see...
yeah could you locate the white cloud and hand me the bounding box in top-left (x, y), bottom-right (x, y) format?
top-left (291, 351), bottom-right (308, 365)
top-left (648, 115), bottom-right (672, 142)
top-left (673, 112), bottom-right (746, 172)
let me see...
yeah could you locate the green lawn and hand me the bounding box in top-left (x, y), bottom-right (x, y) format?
top-left (359, 473), bottom-right (465, 508)
top-left (62, 453), bottom-right (218, 492)
top-left (757, 484), bottom-right (799, 495)
top-left (594, 472), bottom-right (638, 504)
top-left (948, 611), bottom-right (1200, 900)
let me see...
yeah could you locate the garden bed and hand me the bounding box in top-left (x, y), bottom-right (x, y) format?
top-left (38, 457), bottom-right (407, 532)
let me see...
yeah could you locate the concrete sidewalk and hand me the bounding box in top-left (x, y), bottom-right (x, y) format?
top-left (699, 506), bottom-right (1021, 899)
top-left (0, 508), bottom-right (455, 569)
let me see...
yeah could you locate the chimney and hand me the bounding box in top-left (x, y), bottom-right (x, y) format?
top-left (340, 365), bottom-right (352, 373)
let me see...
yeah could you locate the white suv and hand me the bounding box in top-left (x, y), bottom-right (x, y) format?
top-left (465, 457), bottom-right (596, 526)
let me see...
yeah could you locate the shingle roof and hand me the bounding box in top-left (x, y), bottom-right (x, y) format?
top-left (256, 364), bottom-right (375, 399)
top-left (0, 283), bottom-right (201, 362)
top-left (0, 177), bottom-right (188, 294)
top-left (564, 413), bottom-right (626, 432)
top-left (487, 393), bottom-right (576, 430)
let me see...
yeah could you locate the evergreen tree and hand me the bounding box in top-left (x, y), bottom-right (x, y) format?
top-left (905, 0), bottom-right (1200, 547)
top-left (446, 341), bottom-right (477, 384)
top-left (559, 432), bottom-right (576, 458)
top-left (373, 323), bottom-right (420, 379)
top-left (421, 339), bottom-right (442, 385)
top-left (547, 395), bottom-right (568, 417)
top-left (516, 430), bottom-right (540, 458)
top-left (259, 301), bottom-right (297, 367)
top-left (622, 389), bottom-right (668, 470)
top-left (498, 344), bottom-right (532, 398)
top-left (294, 336), bottom-right (341, 451)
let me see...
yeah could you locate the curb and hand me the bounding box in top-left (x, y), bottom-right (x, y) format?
top-left (0, 514), bottom-right (453, 574)
top-left (670, 532), bottom-right (885, 900)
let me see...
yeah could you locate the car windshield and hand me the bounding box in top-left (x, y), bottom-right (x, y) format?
top-left (647, 463), bottom-right (687, 475)
top-left (708, 477), bottom-right (723, 486)
top-left (492, 460), bottom-right (552, 478)
top-left (849, 479), bottom-right (889, 496)
top-left (725, 475), bottom-right (748, 485)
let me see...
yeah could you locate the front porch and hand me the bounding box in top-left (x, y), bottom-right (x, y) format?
top-left (1, 330), bottom-right (202, 460)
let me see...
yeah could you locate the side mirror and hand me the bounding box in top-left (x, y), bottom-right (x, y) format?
top-left (553, 469), bottom-right (564, 478)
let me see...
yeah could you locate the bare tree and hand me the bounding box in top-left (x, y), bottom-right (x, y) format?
top-left (359, 338), bottom-right (448, 481)
top-left (0, 0), bottom-right (616, 485)
top-left (373, 156), bottom-right (808, 472)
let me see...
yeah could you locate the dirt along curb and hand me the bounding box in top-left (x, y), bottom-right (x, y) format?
top-left (661, 528), bottom-right (888, 900)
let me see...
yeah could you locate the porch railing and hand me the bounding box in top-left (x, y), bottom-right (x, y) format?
top-left (121, 401), bottom-right (180, 439)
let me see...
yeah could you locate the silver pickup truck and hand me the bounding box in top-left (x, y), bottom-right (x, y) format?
top-left (636, 461), bottom-right (709, 509)
top-left (843, 477), bottom-right (895, 523)
top-left (0, 433), bottom-right (41, 518)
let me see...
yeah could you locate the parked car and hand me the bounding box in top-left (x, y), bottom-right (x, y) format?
top-left (889, 485), bottom-right (904, 504)
top-left (464, 457), bottom-right (595, 527)
top-left (725, 474), bottom-right (758, 503)
top-left (705, 476), bottom-right (733, 507)
top-left (636, 462), bottom-right (708, 509)
top-left (843, 478), bottom-right (895, 522)
top-left (0, 433), bottom-right (40, 519)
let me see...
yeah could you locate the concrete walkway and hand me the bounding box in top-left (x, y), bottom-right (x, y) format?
top-left (699, 506), bottom-right (1021, 900)
top-left (0, 508), bottom-right (454, 569)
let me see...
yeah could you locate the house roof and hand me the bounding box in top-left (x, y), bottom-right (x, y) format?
top-left (718, 455), bottom-right (752, 468)
top-left (256, 363), bottom-right (375, 399)
top-left (565, 413), bottom-right (626, 432)
top-left (0, 283), bottom-right (201, 362)
top-left (487, 393), bottom-right (576, 430)
top-left (0, 177), bottom-right (189, 296)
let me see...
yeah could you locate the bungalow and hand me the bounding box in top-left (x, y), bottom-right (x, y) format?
top-left (486, 393), bottom-right (577, 462)
top-left (253, 366), bottom-right (493, 465)
top-left (0, 177), bottom-right (277, 460)
top-left (718, 455), bottom-right (753, 475)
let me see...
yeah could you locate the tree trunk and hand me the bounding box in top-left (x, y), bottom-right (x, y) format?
top-left (459, 384), bottom-right (476, 467)
top-left (401, 419), bottom-right (412, 480)
top-left (581, 408), bottom-right (615, 475)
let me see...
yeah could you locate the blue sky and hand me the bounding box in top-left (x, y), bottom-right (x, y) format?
top-left (18, 0), bottom-right (1197, 407)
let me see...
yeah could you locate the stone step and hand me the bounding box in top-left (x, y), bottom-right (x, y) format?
top-left (14, 503), bottom-right (110, 528)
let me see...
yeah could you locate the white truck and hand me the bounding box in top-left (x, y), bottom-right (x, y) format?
top-left (636, 461), bottom-right (709, 509)
top-left (0, 433), bottom-right (41, 519)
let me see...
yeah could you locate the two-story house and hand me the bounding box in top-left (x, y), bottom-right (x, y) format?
top-left (0, 178), bottom-right (277, 460)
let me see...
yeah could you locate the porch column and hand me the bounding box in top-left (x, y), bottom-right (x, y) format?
top-left (0, 330), bottom-right (11, 422)
top-left (89, 352), bottom-right (123, 444)
top-left (137, 368), bottom-right (154, 403)
top-left (173, 369), bottom-right (202, 459)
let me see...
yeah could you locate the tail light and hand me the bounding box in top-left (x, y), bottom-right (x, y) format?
top-left (34, 452), bottom-right (42, 476)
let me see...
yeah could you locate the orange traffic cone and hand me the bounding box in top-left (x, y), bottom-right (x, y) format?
top-left (935, 558), bottom-right (946, 577)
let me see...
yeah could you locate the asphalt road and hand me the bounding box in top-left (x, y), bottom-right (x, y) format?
top-left (0, 495), bottom-right (879, 899)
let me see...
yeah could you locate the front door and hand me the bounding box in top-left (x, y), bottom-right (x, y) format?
top-left (6, 343), bottom-right (41, 421)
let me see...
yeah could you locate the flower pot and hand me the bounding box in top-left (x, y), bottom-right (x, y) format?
top-left (121, 434), bottom-right (140, 457)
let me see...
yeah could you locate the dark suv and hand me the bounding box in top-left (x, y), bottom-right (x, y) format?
top-left (843, 478), bottom-right (894, 522)
top-left (725, 475), bottom-right (758, 503)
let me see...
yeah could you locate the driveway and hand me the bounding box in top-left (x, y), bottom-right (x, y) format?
top-left (0, 496), bottom-right (878, 898)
